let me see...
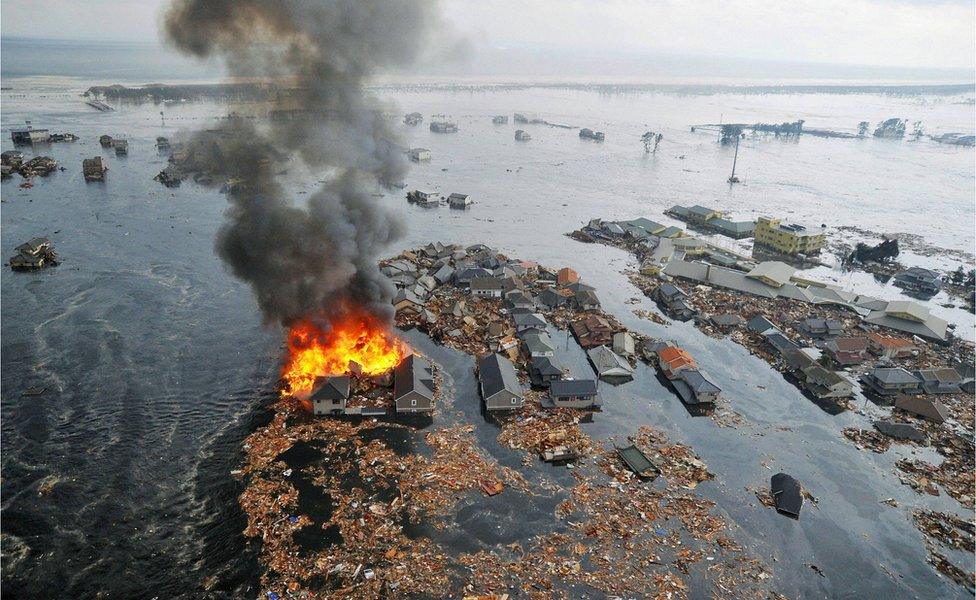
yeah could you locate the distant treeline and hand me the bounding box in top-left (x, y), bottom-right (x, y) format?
top-left (85, 82), bottom-right (284, 103)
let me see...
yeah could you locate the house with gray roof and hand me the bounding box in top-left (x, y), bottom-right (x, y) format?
top-left (393, 288), bottom-right (424, 315)
top-left (914, 368), bottom-right (962, 394)
top-left (478, 353), bottom-right (523, 410)
top-left (763, 331), bottom-right (800, 355)
top-left (672, 369), bottom-right (721, 404)
top-left (747, 315), bottom-right (777, 334)
top-left (587, 345), bottom-right (634, 379)
top-left (521, 332), bottom-right (556, 358)
top-left (893, 267), bottom-right (942, 297)
top-left (454, 267), bottom-right (492, 286)
top-left (746, 262), bottom-right (796, 288)
top-left (860, 367), bottom-right (921, 396)
top-left (447, 193), bottom-right (472, 209)
top-left (310, 376), bottom-right (351, 415)
top-left (895, 396), bottom-right (949, 423)
top-left (470, 277), bottom-right (504, 298)
top-left (432, 264), bottom-right (454, 285)
top-left (652, 283), bottom-right (697, 321)
top-left (706, 218), bottom-right (755, 239)
top-left (394, 354), bottom-right (436, 413)
top-left (612, 331), bottom-right (636, 358)
top-left (538, 287), bottom-right (569, 308)
top-left (801, 365), bottom-right (854, 399)
top-left (548, 379), bottom-right (600, 408)
top-left (513, 312), bottom-right (548, 332)
top-left (528, 356), bottom-right (563, 387)
top-left (710, 313), bottom-right (746, 329)
top-left (796, 318), bottom-right (844, 339)
top-left (506, 291), bottom-right (536, 310)
top-left (574, 289), bottom-right (601, 310)
top-left (863, 300), bottom-right (948, 342)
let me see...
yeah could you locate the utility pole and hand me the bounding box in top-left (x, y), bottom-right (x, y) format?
top-left (728, 135), bottom-right (740, 184)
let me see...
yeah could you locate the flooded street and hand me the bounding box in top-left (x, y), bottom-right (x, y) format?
top-left (1, 79), bottom-right (973, 598)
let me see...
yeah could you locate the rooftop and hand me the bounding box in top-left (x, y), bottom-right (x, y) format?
top-left (550, 379), bottom-right (598, 397)
top-left (478, 353), bottom-right (521, 397)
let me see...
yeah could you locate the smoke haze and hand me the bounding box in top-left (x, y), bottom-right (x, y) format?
top-left (163, 0), bottom-right (437, 327)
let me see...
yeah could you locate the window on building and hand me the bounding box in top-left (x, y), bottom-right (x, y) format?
top-left (411, 399), bottom-right (417, 406)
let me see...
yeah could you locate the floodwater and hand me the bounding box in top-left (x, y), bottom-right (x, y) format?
top-left (2, 75), bottom-right (974, 599)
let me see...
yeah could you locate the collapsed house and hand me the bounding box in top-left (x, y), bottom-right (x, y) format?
top-left (893, 267), bottom-right (942, 298)
top-left (83, 157), bottom-right (108, 182)
top-left (579, 128), bottom-right (605, 141)
top-left (9, 237), bottom-right (58, 271)
top-left (10, 123), bottom-right (50, 145)
top-left (447, 193), bottom-right (472, 209)
top-left (407, 148), bottom-right (431, 162)
top-left (429, 121), bottom-right (458, 133)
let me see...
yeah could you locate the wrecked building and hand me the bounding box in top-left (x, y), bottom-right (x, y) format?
top-left (83, 157), bottom-right (108, 182)
top-left (407, 147), bottom-right (431, 162)
top-left (429, 121), bottom-right (458, 133)
top-left (10, 123), bottom-right (50, 145)
top-left (801, 365), bottom-right (855, 399)
top-left (893, 267), bottom-right (943, 297)
top-left (579, 128), bottom-right (605, 141)
top-left (9, 237), bottom-right (58, 271)
top-left (447, 193), bottom-right (472, 209)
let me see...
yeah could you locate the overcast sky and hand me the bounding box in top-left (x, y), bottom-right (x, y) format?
top-left (2, 0), bottom-right (973, 73)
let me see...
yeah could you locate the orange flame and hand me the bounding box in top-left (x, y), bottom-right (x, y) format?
top-left (281, 312), bottom-right (406, 397)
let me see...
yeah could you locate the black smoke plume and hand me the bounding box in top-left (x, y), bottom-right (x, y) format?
top-left (163, 0), bottom-right (437, 327)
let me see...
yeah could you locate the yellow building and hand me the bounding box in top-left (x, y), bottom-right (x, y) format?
top-left (754, 217), bottom-right (826, 256)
